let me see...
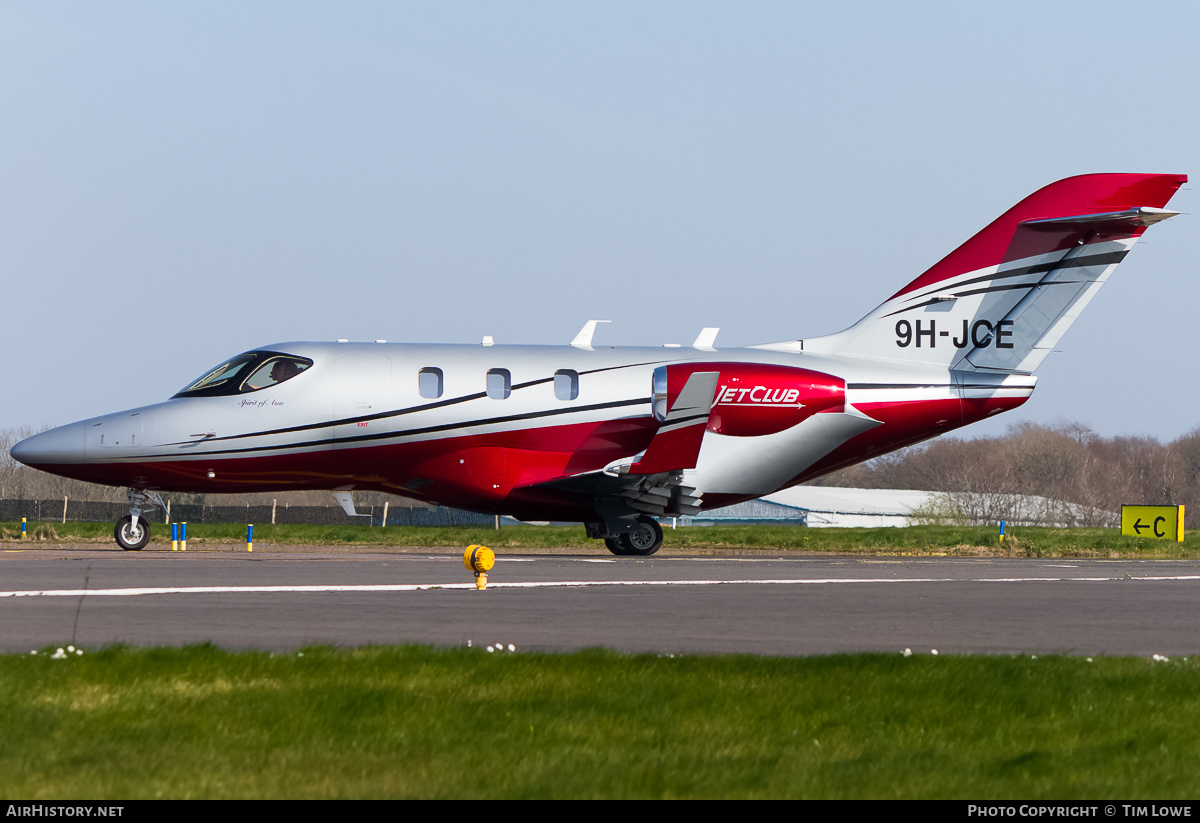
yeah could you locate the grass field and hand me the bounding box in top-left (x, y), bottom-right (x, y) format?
top-left (2, 520), bottom-right (1195, 558)
top-left (4, 523), bottom-right (1197, 798)
top-left (2, 644), bottom-right (1198, 799)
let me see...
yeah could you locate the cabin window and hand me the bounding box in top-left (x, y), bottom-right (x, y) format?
top-left (554, 370), bottom-right (579, 401)
top-left (418, 368), bottom-right (443, 399)
top-left (486, 369), bottom-right (511, 399)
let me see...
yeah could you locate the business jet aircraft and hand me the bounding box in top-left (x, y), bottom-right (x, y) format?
top-left (11, 173), bottom-right (1186, 554)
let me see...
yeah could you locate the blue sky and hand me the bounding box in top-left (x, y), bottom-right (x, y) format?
top-left (2, 1), bottom-right (1197, 441)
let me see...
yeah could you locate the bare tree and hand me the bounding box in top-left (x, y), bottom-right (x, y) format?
top-left (808, 421), bottom-right (1196, 528)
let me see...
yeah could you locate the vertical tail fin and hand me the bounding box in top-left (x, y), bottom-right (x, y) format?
top-left (795, 173), bottom-right (1186, 373)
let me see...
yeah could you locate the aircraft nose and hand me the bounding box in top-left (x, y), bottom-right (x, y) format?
top-left (9, 421), bottom-right (87, 467)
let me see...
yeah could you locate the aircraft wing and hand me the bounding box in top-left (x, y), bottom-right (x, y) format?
top-left (515, 370), bottom-right (719, 516)
top-left (628, 370), bottom-right (718, 474)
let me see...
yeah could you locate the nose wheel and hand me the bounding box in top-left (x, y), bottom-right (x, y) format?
top-left (115, 515), bottom-right (151, 551)
top-left (113, 488), bottom-right (165, 551)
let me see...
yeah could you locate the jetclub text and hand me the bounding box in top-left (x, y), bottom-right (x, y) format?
top-left (715, 386), bottom-right (803, 407)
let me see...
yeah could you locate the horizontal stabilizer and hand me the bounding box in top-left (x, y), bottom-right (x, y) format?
top-left (1020, 207), bottom-right (1180, 232)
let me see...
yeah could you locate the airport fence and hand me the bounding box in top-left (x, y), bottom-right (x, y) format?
top-left (0, 498), bottom-right (513, 528)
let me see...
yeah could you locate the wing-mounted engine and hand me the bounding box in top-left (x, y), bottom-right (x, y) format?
top-left (700, 362), bottom-right (846, 435)
top-left (683, 361), bottom-right (881, 498)
top-left (519, 360), bottom-right (869, 555)
top-left (630, 360), bottom-right (848, 464)
top-left (581, 360), bottom-right (855, 493)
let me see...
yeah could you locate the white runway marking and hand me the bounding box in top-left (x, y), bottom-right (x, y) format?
top-left (3, 575), bottom-right (1200, 598)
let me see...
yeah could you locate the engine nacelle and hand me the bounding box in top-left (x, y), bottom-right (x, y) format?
top-left (653, 362), bottom-right (845, 437)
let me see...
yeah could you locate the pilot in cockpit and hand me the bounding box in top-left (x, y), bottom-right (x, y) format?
top-left (269, 358), bottom-right (303, 386)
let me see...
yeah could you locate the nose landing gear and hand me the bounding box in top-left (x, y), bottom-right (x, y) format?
top-left (114, 488), bottom-right (165, 551)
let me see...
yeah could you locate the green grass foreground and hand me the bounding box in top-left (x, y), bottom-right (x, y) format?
top-left (3, 520), bottom-right (1196, 557)
top-left (2, 645), bottom-right (1198, 799)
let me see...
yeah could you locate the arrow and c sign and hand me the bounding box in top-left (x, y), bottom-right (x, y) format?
top-left (1121, 505), bottom-right (1186, 541)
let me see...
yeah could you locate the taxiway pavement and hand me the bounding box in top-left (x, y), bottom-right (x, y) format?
top-left (3, 546), bottom-right (1198, 656)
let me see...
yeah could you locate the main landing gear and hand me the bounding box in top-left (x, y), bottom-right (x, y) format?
top-left (114, 488), bottom-right (166, 551)
top-left (592, 514), bottom-right (664, 557)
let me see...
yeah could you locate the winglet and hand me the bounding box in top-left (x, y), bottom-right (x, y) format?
top-left (692, 327), bottom-right (720, 351)
top-left (628, 371), bottom-right (719, 474)
top-left (571, 320), bottom-right (611, 350)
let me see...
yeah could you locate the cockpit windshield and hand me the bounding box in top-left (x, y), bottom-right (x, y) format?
top-left (174, 351), bottom-right (314, 398)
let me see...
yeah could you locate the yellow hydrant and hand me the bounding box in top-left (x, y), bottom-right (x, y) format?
top-left (463, 544), bottom-right (495, 590)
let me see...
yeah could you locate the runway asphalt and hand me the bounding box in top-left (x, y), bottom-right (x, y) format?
top-left (3, 545), bottom-right (1199, 657)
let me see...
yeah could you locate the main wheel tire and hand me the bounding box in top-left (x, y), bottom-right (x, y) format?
top-left (114, 515), bottom-right (150, 551)
top-left (618, 516), bottom-right (663, 557)
top-left (604, 537), bottom-right (630, 556)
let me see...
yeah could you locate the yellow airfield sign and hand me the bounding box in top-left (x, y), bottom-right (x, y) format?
top-left (1121, 505), bottom-right (1185, 541)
